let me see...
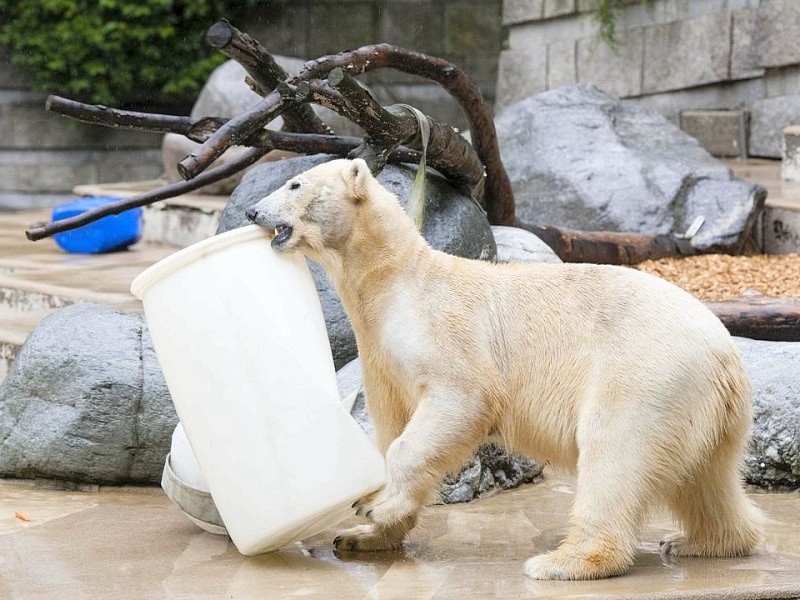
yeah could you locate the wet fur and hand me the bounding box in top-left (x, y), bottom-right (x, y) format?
top-left (248, 159), bottom-right (764, 580)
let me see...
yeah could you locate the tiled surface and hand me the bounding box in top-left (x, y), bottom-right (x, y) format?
top-left (0, 209), bottom-right (174, 313)
top-left (1, 478), bottom-right (799, 600)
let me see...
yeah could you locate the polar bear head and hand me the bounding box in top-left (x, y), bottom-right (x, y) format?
top-left (245, 158), bottom-right (376, 255)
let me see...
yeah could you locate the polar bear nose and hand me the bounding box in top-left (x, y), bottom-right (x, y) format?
top-left (245, 208), bottom-right (259, 223)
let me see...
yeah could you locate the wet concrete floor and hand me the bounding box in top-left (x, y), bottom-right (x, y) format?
top-left (2, 477), bottom-right (799, 599)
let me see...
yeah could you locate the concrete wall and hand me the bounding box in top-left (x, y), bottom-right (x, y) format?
top-left (241, 0), bottom-right (504, 130)
top-left (1, 0), bottom-right (504, 210)
top-left (0, 47), bottom-right (164, 211)
top-left (498, 0), bottom-right (800, 158)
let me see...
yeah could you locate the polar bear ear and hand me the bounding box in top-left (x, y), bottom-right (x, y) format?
top-left (346, 158), bottom-right (371, 203)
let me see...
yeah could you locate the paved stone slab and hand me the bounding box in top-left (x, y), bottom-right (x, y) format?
top-left (543, 0), bottom-right (576, 19)
top-left (756, 0), bottom-right (800, 69)
top-left (495, 47), bottom-right (549, 111)
top-left (502, 0), bottom-right (544, 24)
top-left (576, 28), bottom-right (644, 98)
top-left (0, 149), bottom-right (162, 195)
top-left (547, 38), bottom-right (578, 89)
top-left (643, 12), bottom-right (732, 94)
top-left (750, 94), bottom-right (800, 159)
top-left (680, 110), bottom-right (748, 158)
top-left (731, 7), bottom-right (765, 79)
top-left (0, 90), bottom-right (162, 150)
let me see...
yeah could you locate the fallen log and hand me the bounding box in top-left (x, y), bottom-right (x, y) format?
top-left (519, 222), bottom-right (693, 265)
top-left (706, 296), bottom-right (800, 342)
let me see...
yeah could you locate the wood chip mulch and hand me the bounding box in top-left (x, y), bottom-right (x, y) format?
top-left (632, 254), bottom-right (800, 302)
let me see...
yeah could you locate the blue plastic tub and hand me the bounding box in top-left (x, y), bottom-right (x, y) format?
top-left (52, 196), bottom-right (143, 254)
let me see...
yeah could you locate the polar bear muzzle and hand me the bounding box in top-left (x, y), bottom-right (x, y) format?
top-left (245, 207), bottom-right (294, 250)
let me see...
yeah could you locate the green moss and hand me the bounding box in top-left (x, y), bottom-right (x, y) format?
top-left (0, 0), bottom-right (274, 107)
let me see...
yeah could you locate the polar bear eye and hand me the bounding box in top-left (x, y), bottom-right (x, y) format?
top-left (289, 181), bottom-right (300, 191)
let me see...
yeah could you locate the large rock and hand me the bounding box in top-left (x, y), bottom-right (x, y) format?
top-left (162, 59), bottom-right (365, 194)
top-left (218, 153), bottom-right (496, 368)
top-left (495, 84), bottom-right (766, 252)
top-left (336, 358), bottom-right (543, 503)
top-left (491, 225), bottom-right (562, 264)
top-left (0, 304), bottom-right (175, 484)
top-left (736, 337), bottom-right (800, 489)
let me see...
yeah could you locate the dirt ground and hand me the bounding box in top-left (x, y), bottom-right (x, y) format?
top-left (632, 253), bottom-right (800, 302)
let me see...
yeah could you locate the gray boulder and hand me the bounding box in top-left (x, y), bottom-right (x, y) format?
top-left (336, 358), bottom-right (543, 503)
top-left (736, 337), bottom-right (800, 489)
top-left (495, 84), bottom-right (766, 252)
top-left (0, 304), bottom-right (175, 484)
top-left (218, 154), bottom-right (496, 368)
top-left (491, 225), bottom-right (562, 264)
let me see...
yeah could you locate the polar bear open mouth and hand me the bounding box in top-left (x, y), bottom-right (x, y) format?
top-left (271, 224), bottom-right (293, 248)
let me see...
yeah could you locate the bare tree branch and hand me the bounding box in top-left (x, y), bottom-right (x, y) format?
top-left (205, 19), bottom-right (332, 135)
top-left (178, 35), bottom-right (503, 217)
top-left (25, 147), bottom-right (271, 241)
top-left (46, 95), bottom-right (226, 143)
top-left (296, 68), bottom-right (483, 191)
top-left (291, 43), bottom-right (513, 225)
top-left (176, 89), bottom-right (286, 180)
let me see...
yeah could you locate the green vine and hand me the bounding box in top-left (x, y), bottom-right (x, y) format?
top-left (0, 0), bottom-right (276, 107)
top-left (593, 0), bottom-right (652, 46)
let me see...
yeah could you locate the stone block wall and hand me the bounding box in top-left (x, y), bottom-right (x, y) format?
top-left (0, 48), bottom-right (164, 210)
top-left (498, 0), bottom-right (800, 158)
top-left (2, 0), bottom-right (503, 211)
top-left (240, 0), bottom-right (504, 131)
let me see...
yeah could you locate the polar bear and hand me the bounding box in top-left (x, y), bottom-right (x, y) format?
top-left (245, 158), bottom-right (763, 580)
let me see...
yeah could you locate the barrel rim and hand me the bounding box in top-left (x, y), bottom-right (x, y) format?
top-left (130, 225), bottom-right (271, 299)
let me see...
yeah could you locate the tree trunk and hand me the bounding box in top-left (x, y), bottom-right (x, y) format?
top-left (519, 222), bottom-right (693, 264)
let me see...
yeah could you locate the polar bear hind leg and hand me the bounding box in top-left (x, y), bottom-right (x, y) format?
top-left (661, 432), bottom-right (764, 558)
top-left (661, 354), bottom-right (764, 559)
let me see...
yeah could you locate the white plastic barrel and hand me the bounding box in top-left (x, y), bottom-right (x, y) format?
top-left (131, 225), bottom-right (385, 555)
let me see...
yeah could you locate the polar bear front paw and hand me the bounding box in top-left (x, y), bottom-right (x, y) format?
top-left (352, 488), bottom-right (416, 526)
top-left (332, 524), bottom-right (404, 552)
